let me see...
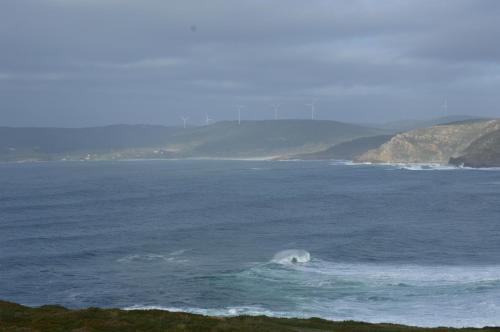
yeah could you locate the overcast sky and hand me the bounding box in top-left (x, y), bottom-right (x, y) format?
top-left (1, 0), bottom-right (500, 127)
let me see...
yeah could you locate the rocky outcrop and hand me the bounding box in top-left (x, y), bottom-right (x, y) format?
top-left (450, 129), bottom-right (500, 167)
top-left (358, 120), bottom-right (500, 164)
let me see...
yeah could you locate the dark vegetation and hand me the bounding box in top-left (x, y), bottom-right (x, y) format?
top-left (1, 301), bottom-right (499, 332)
top-left (0, 125), bottom-right (181, 161)
top-left (0, 125), bottom-right (181, 153)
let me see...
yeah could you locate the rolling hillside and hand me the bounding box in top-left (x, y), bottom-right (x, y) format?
top-left (167, 120), bottom-right (387, 158)
top-left (0, 125), bottom-right (182, 161)
top-left (0, 120), bottom-right (387, 161)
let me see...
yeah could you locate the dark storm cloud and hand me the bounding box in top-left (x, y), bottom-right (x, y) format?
top-left (1, 0), bottom-right (500, 126)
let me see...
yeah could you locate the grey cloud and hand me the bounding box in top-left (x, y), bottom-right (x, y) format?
top-left (1, 0), bottom-right (500, 126)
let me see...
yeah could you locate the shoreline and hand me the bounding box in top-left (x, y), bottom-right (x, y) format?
top-left (1, 300), bottom-right (499, 332)
top-left (0, 156), bottom-right (281, 164)
top-left (2, 158), bottom-right (500, 170)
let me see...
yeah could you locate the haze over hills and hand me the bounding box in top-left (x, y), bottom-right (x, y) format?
top-left (167, 120), bottom-right (387, 158)
top-left (0, 125), bottom-right (182, 161)
top-left (367, 115), bottom-right (488, 132)
top-left (3, 116), bottom-right (499, 167)
top-left (0, 120), bottom-right (387, 162)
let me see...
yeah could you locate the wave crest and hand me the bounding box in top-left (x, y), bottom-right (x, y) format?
top-left (271, 249), bottom-right (311, 264)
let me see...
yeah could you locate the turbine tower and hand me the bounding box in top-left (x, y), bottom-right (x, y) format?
top-left (442, 99), bottom-right (449, 116)
top-left (205, 113), bottom-right (213, 125)
top-left (180, 116), bottom-right (189, 129)
top-left (271, 103), bottom-right (282, 120)
top-left (305, 100), bottom-right (316, 120)
top-left (236, 105), bottom-right (245, 125)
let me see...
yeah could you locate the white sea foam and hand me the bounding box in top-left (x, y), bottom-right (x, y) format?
top-left (123, 256), bottom-right (500, 328)
top-left (398, 164), bottom-right (457, 171)
top-left (327, 160), bottom-right (500, 171)
top-left (290, 260), bottom-right (500, 285)
top-left (329, 160), bottom-right (373, 166)
top-left (123, 302), bottom-right (500, 328)
top-left (248, 257), bottom-right (500, 289)
top-left (380, 162), bottom-right (500, 171)
top-left (473, 167), bottom-right (500, 171)
top-left (271, 249), bottom-right (311, 264)
top-left (124, 305), bottom-right (285, 318)
top-left (237, 256), bottom-right (500, 327)
top-left (117, 251), bottom-right (188, 264)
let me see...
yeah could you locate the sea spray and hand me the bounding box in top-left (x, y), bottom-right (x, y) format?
top-left (271, 250), bottom-right (311, 264)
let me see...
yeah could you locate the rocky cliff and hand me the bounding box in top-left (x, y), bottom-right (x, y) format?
top-left (449, 128), bottom-right (500, 167)
top-left (358, 120), bottom-right (500, 164)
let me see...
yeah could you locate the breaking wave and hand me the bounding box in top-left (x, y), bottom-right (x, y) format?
top-left (271, 249), bottom-right (311, 264)
top-left (124, 305), bottom-right (288, 318)
top-left (125, 254), bottom-right (500, 328)
top-left (329, 160), bottom-right (373, 166)
top-left (395, 164), bottom-right (459, 171)
top-left (125, 262), bottom-right (500, 327)
top-left (327, 161), bottom-right (500, 171)
top-left (378, 163), bottom-right (500, 171)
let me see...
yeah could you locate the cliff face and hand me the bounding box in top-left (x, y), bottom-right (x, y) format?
top-left (450, 129), bottom-right (500, 167)
top-left (358, 120), bottom-right (500, 164)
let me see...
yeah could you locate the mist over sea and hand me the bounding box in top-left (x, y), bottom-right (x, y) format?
top-left (1, 160), bottom-right (500, 327)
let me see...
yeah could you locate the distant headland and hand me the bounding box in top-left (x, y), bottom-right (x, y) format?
top-left (2, 117), bottom-right (500, 168)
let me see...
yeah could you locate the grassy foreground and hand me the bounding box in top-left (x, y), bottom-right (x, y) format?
top-left (1, 301), bottom-right (499, 332)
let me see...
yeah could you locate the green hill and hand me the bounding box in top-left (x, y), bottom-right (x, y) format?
top-left (0, 120), bottom-right (387, 161)
top-left (0, 125), bottom-right (181, 161)
top-left (167, 120), bottom-right (387, 158)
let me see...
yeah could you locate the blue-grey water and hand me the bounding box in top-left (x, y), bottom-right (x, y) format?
top-left (1, 160), bottom-right (500, 327)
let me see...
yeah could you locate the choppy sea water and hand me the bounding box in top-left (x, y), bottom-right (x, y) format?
top-left (1, 160), bottom-right (500, 327)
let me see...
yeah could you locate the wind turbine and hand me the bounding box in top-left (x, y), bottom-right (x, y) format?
top-left (236, 105), bottom-right (245, 125)
top-left (180, 116), bottom-right (189, 129)
top-left (205, 113), bottom-right (213, 125)
top-left (270, 103), bottom-right (282, 120)
top-left (305, 100), bottom-right (316, 120)
top-left (442, 99), bottom-right (449, 116)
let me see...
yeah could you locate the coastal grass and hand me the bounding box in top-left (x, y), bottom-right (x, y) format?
top-left (1, 301), bottom-right (499, 332)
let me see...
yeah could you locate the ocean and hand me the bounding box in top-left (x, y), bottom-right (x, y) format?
top-left (1, 160), bottom-right (500, 327)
